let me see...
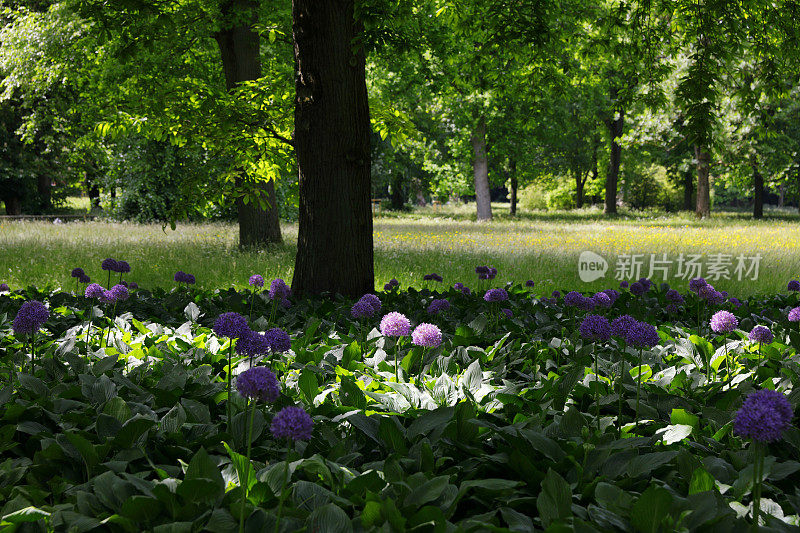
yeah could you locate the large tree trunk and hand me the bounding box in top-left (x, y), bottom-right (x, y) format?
top-left (36, 175), bottom-right (51, 212)
top-left (695, 145), bottom-right (711, 218)
top-left (575, 167), bottom-right (585, 209)
top-left (683, 169), bottom-right (693, 211)
top-left (215, 0), bottom-right (282, 248)
top-left (390, 174), bottom-right (404, 210)
top-left (605, 103), bottom-right (624, 215)
top-left (509, 159), bottom-right (517, 216)
top-left (291, 0), bottom-right (373, 297)
top-left (2, 194), bottom-right (21, 215)
top-left (752, 156), bottom-right (763, 219)
top-left (472, 115), bottom-right (492, 221)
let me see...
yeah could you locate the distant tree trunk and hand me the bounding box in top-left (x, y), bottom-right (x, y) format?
top-left (605, 99), bottom-right (624, 215)
top-left (575, 166), bottom-right (585, 209)
top-left (291, 0), bottom-right (373, 297)
top-left (683, 169), bottom-right (693, 210)
top-left (695, 145), bottom-right (711, 218)
top-left (778, 183), bottom-right (785, 207)
top-left (390, 174), bottom-right (404, 210)
top-left (36, 175), bottom-right (51, 212)
top-left (2, 194), bottom-right (21, 215)
top-left (215, 0), bottom-right (282, 248)
top-left (86, 174), bottom-right (100, 209)
top-left (472, 115), bottom-right (492, 221)
top-left (509, 159), bottom-right (518, 216)
top-left (752, 156), bottom-right (763, 219)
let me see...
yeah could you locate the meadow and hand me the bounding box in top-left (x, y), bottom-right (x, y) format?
top-left (2, 203), bottom-right (800, 296)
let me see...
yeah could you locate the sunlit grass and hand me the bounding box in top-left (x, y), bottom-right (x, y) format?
top-left (2, 205), bottom-right (799, 297)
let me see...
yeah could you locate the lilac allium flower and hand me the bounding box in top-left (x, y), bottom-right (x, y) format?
top-left (789, 280), bottom-right (800, 292)
top-left (611, 314), bottom-right (638, 339)
top-left (579, 315), bottom-right (611, 342)
top-left (462, 287), bottom-right (472, 296)
top-left (12, 300), bottom-right (49, 335)
top-left (101, 258), bottom-right (118, 271)
top-left (383, 283), bottom-right (393, 291)
top-left (625, 321), bottom-right (660, 348)
top-left (720, 291), bottom-right (729, 299)
top-left (698, 284), bottom-right (715, 299)
top-left (604, 289), bottom-right (620, 304)
top-left (423, 273), bottom-right (443, 282)
top-left (483, 288), bottom-right (509, 302)
top-left (380, 312), bottom-right (411, 337)
top-left (129, 282), bottom-right (138, 290)
top-left (564, 291), bottom-right (584, 307)
top-left (249, 274), bottom-right (265, 288)
top-left (729, 297), bottom-right (742, 309)
top-left (85, 283), bottom-right (105, 299)
top-left (475, 265), bottom-right (489, 277)
top-left (578, 296), bottom-right (596, 312)
top-left (265, 328), bottom-right (292, 352)
top-left (0, 283), bottom-right (9, 292)
top-left (236, 367), bottom-right (280, 403)
top-left (592, 292), bottom-right (612, 309)
top-left (213, 312), bottom-right (248, 339)
top-left (788, 307), bottom-right (800, 322)
top-left (236, 330), bottom-right (271, 357)
top-left (525, 280), bottom-right (535, 288)
top-left (552, 290), bottom-right (561, 299)
top-left (637, 277), bottom-right (652, 290)
top-left (411, 323), bottom-right (442, 348)
top-left (629, 282), bottom-right (645, 296)
top-left (734, 389), bottom-right (793, 443)
top-left (271, 406), bottom-right (313, 441)
top-left (174, 271), bottom-right (194, 283)
top-left (116, 261), bottom-right (131, 274)
top-left (501, 308), bottom-right (513, 319)
top-left (427, 298), bottom-right (450, 314)
top-left (749, 326), bottom-right (774, 344)
top-left (269, 278), bottom-right (291, 300)
top-left (388, 279), bottom-right (399, 287)
top-left (454, 282), bottom-right (465, 292)
top-left (707, 291), bottom-right (725, 306)
top-left (120, 280), bottom-right (129, 287)
top-left (665, 303), bottom-right (680, 314)
top-left (359, 294), bottom-right (381, 313)
top-left (79, 274), bottom-right (90, 284)
top-left (620, 280), bottom-right (629, 289)
top-left (659, 282), bottom-right (670, 292)
top-left (689, 277), bottom-right (707, 293)
top-left (351, 300), bottom-right (374, 319)
top-left (99, 290), bottom-right (116, 304)
top-left (665, 289), bottom-right (684, 304)
top-left (110, 284), bottom-right (129, 301)
top-left (710, 310), bottom-right (738, 333)
top-left (71, 267), bottom-right (85, 278)
top-left (487, 267), bottom-right (498, 279)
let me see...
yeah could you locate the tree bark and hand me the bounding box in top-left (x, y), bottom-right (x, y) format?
top-left (472, 115), bottom-right (492, 221)
top-left (752, 156), bottom-right (763, 219)
top-left (390, 174), bottom-right (404, 210)
top-left (575, 167), bottom-right (584, 209)
top-left (695, 145), bottom-right (711, 218)
top-left (2, 194), bottom-right (21, 215)
top-left (291, 0), bottom-right (373, 297)
top-left (215, 0), bottom-right (282, 248)
top-left (605, 103), bottom-right (624, 215)
top-left (509, 159), bottom-right (518, 216)
top-left (683, 169), bottom-right (693, 211)
top-left (36, 174), bottom-right (51, 212)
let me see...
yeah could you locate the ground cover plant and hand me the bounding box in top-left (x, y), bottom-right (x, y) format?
top-left (1, 260), bottom-right (799, 531)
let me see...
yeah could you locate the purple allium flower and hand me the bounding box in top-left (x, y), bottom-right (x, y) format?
top-left (620, 281), bottom-right (629, 289)
top-left (462, 287), bottom-right (471, 295)
top-left (487, 267), bottom-right (497, 279)
top-left (213, 312), bottom-right (248, 339)
top-left (174, 271), bottom-right (195, 284)
top-left (271, 406), bottom-right (313, 441)
top-left (637, 278), bottom-right (652, 291)
top-left (351, 299), bottom-right (374, 319)
top-left (358, 294), bottom-right (381, 314)
top-left (579, 314), bottom-right (611, 342)
top-left (12, 300), bottom-right (49, 335)
top-left (110, 284), bottom-right (129, 301)
top-left (525, 280), bottom-right (535, 288)
top-left (129, 282), bottom-right (138, 290)
top-left (789, 280), bottom-right (800, 292)
top-left (564, 291), bottom-right (584, 307)
top-left (454, 282), bottom-right (465, 291)
top-left (71, 267), bottom-right (85, 278)
top-left (423, 273), bottom-right (443, 282)
top-left (707, 291), bottom-right (725, 306)
top-left (665, 303), bottom-right (680, 314)
top-left (552, 290), bottom-right (561, 299)
top-left (629, 282), bottom-right (645, 296)
top-left (101, 258), bottom-right (118, 272)
top-left (383, 283), bottom-right (393, 291)
top-left (710, 310), bottom-right (738, 333)
top-left (388, 279), bottom-right (399, 287)
top-left (729, 297), bottom-right (742, 308)
top-left (454, 283), bottom-right (471, 295)
top-left (0, 283), bottom-right (9, 292)
top-left (665, 289), bottom-right (684, 304)
top-left (475, 265), bottom-right (489, 276)
top-left (611, 314), bottom-right (638, 339)
top-left (99, 290), bottom-right (116, 304)
top-left (116, 261), bottom-right (131, 274)
top-left (269, 278), bottom-right (291, 301)
top-left (79, 274), bottom-right (91, 284)
top-left (592, 292), bottom-right (612, 309)
top-left (500, 308), bottom-right (513, 318)
top-left (689, 277), bottom-right (708, 293)
top-left (265, 328), bottom-right (292, 353)
top-left (720, 290), bottom-right (729, 299)
top-left (625, 321), bottom-right (660, 348)
top-left (734, 389), bottom-right (793, 443)
top-left (427, 298), bottom-right (450, 314)
top-left (85, 283), bottom-right (105, 299)
top-left (237, 366), bottom-right (280, 403)
top-left (659, 282), bottom-right (670, 292)
top-left (236, 329), bottom-right (271, 357)
top-left (578, 296), bottom-right (596, 312)
top-left (789, 307), bottom-right (800, 322)
top-left (411, 323), bottom-right (442, 348)
top-left (380, 312), bottom-right (411, 337)
top-left (749, 326), bottom-right (774, 344)
top-left (604, 289), bottom-right (620, 304)
top-left (249, 274), bottom-right (265, 288)
top-left (120, 280), bottom-right (129, 287)
top-left (484, 288), bottom-right (509, 302)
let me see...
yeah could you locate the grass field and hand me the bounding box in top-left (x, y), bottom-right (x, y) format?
top-left (2, 202), bottom-right (800, 297)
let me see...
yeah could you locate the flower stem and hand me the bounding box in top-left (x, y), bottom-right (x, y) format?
top-left (635, 348), bottom-right (642, 433)
top-left (274, 448), bottom-right (290, 533)
top-left (752, 442), bottom-right (764, 532)
top-left (617, 352), bottom-right (625, 438)
top-left (594, 348), bottom-right (600, 432)
top-left (227, 340), bottom-right (234, 434)
top-left (104, 302), bottom-right (118, 349)
top-left (239, 400), bottom-right (256, 533)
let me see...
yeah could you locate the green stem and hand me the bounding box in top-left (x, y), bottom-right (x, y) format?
top-left (594, 347), bottom-right (600, 432)
top-left (418, 347), bottom-right (427, 384)
top-left (618, 352), bottom-right (625, 438)
top-left (227, 340), bottom-right (234, 434)
top-left (239, 400), bottom-right (256, 533)
top-left (249, 292), bottom-right (255, 323)
top-left (104, 302), bottom-right (118, 349)
top-left (752, 442), bottom-right (764, 532)
top-left (274, 449), bottom-right (290, 533)
top-left (635, 348), bottom-right (642, 434)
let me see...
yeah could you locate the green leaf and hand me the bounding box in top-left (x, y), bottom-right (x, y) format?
top-left (407, 407), bottom-right (454, 440)
top-left (159, 403), bottom-right (187, 434)
top-left (404, 475), bottom-right (451, 507)
top-left (1, 506), bottom-right (50, 524)
top-left (298, 368), bottom-right (319, 405)
top-left (378, 417), bottom-right (407, 454)
top-left (689, 467), bottom-right (715, 495)
top-left (536, 468), bottom-right (572, 527)
top-left (306, 503), bottom-right (352, 533)
top-left (339, 375), bottom-right (367, 409)
top-left (103, 396), bottom-right (131, 423)
top-left (222, 441), bottom-right (256, 492)
top-left (184, 302), bottom-right (201, 322)
top-left (113, 415), bottom-right (156, 449)
top-left (657, 424), bottom-right (693, 445)
top-left (65, 432), bottom-right (100, 474)
top-left (627, 451), bottom-right (678, 478)
top-left (184, 447), bottom-right (224, 490)
top-left (630, 484), bottom-right (672, 533)
top-left (670, 409), bottom-right (699, 429)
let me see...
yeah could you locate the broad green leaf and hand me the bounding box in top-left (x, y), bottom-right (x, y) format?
top-left (536, 468), bottom-right (572, 528)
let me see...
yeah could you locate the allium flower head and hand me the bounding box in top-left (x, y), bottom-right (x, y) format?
top-left (101, 258), bottom-right (118, 271)
top-left (665, 303), bottom-right (680, 314)
top-left (249, 274), bottom-right (264, 288)
top-left (578, 296), bottom-right (596, 312)
top-left (129, 282), bottom-right (138, 290)
top-left (638, 278), bottom-right (652, 291)
top-left (411, 323), bottom-right (442, 348)
top-left (629, 282), bottom-right (645, 296)
top-left (79, 274), bottom-right (91, 284)
top-left (85, 283), bottom-right (105, 299)
top-left (213, 312), bottom-right (248, 339)
top-left (729, 297), bottom-right (742, 309)
top-left (236, 367), bottom-right (280, 403)
top-left (789, 280), bottom-right (800, 292)
top-left (236, 329), bottom-right (271, 357)
top-left (710, 310), bottom-right (738, 334)
top-left (0, 283), bottom-right (9, 292)
top-left (174, 271), bottom-right (195, 284)
top-left (564, 291), bottom-right (584, 307)
top-left (380, 312), bottom-right (411, 336)
top-left (579, 314), bottom-right (611, 342)
top-left (360, 294), bottom-right (382, 313)
top-left (734, 389), bottom-right (793, 443)
top-left (116, 261), bottom-right (131, 273)
top-left (788, 307), bottom-right (800, 322)
top-left (525, 280), bottom-right (535, 288)
top-left (12, 300), bottom-right (49, 335)
top-left (110, 284), bottom-right (129, 301)
top-left (269, 278), bottom-right (291, 300)
top-left (749, 326), bottom-right (774, 344)
top-left (99, 290), bottom-right (116, 304)
top-left (659, 282), bottom-right (670, 292)
top-left (666, 289), bottom-right (684, 304)
top-left (71, 267), bottom-right (85, 278)
top-left (552, 290), bottom-right (561, 299)
top-left (271, 406), bottom-right (313, 441)
top-left (611, 314), bottom-right (638, 339)
top-left (501, 308), bottom-right (513, 318)
top-left (388, 279), bottom-right (399, 288)
top-left (351, 299), bottom-right (374, 319)
top-left (604, 289), bottom-right (621, 304)
top-left (619, 280), bottom-right (629, 289)
top-left (625, 321), bottom-right (660, 348)
top-left (265, 328), bottom-right (292, 352)
top-left (484, 288), bottom-right (509, 302)
top-left (689, 277), bottom-right (708, 293)
top-left (592, 292), bottom-right (612, 309)
top-left (423, 273), bottom-right (443, 282)
top-left (427, 298), bottom-right (450, 314)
